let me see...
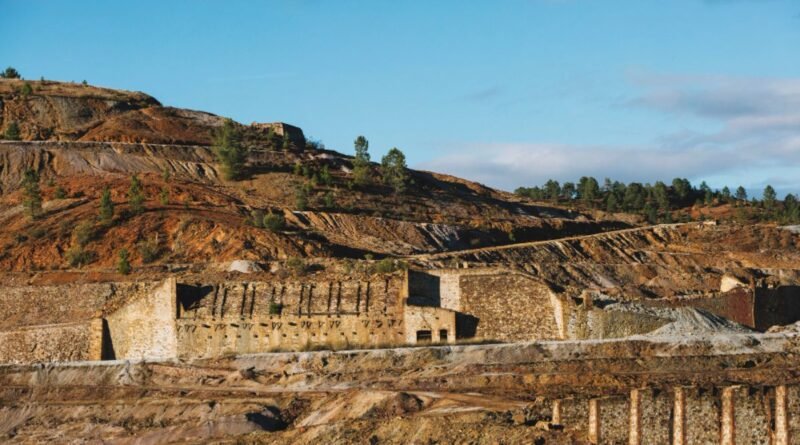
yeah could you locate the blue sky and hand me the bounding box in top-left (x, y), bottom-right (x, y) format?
top-left (2, 0), bottom-right (799, 194)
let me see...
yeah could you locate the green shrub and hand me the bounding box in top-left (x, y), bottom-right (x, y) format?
top-left (20, 82), bottom-right (32, 96)
top-left (65, 246), bottom-right (93, 267)
top-left (295, 186), bottom-right (308, 211)
top-left (249, 209), bottom-right (265, 228)
top-left (263, 212), bottom-right (285, 232)
top-left (72, 221), bottom-right (94, 248)
top-left (323, 192), bottom-right (335, 209)
top-left (159, 187), bottom-right (169, 205)
top-left (268, 302), bottom-right (283, 315)
top-left (286, 257), bottom-right (306, 275)
top-left (27, 226), bottom-right (45, 239)
top-left (319, 165), bottom-right (332, 186)
top-left (137, 235), bottom-right (159, 263)
top-left (117, 249), bottom-right (131, 275)
top-left (3, 122), bottom-right (20, 140)
top-left (54, 186), bottom-right (67, 199)
top-left (373, 258), bottom-right (397, 274)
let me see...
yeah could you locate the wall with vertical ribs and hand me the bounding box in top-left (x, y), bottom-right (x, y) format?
top-left (162, 274), bottom-right (456, 357)
top-left (551, 384), bottom-right (795, 444)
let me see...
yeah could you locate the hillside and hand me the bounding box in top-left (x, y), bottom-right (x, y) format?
top-left (0, 79), bottom-right (631, 272)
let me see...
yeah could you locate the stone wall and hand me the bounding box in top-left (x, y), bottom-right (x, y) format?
top-left (175, 314), bottom-right (407, 357)
top-left (564, 304), bottom-right (671, 340)
top-left (0, 319), bottom-right (103, 364)
top-left (755, 285), bottom-right (800, 330)
top-left (177, 276), bottom-right (404, 320)
top-left (407, 269), bottom-right (560, 341)
top-left (403, 306), bottom-right (456, 344)
top-left (456, 271), bottom-right (560, 342)
top-left (406, 270), bottom-right (459, 308)
top-left (0, 281), bottom-right (156, 329)
top-left (103, 274), bottom-right (452, 359)
top-left (550, 384), bottom-right (795, 444)
top-left (105, 278), bottom-right (178, 360)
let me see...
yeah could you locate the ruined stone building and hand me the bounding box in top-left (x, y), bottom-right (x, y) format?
top-left (0, 273), bottom-right (456, 364)
top-left (4, 261), bottom-right (800, 364)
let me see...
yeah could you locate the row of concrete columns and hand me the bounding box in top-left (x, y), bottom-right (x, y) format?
top-left (552, 385), bottom-right (792, 445)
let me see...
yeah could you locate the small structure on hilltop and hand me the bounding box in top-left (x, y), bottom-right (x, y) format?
top-left (250, 122), bottom-right (305, 147)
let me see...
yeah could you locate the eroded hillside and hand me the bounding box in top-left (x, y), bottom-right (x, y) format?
top-left (0, 79), bottom-right (630, 271)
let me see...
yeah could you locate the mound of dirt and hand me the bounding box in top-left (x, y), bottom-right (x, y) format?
top-left (603, 302), bottom-right (754, 337)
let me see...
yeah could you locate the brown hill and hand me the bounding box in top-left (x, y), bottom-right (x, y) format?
top-left (0, 80), bottom-right (630, 272)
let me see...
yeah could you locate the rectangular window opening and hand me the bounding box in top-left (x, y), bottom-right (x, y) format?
top-left (416, 330), bottom-right (432, 343)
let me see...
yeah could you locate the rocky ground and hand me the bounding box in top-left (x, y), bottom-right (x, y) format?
top-left (2, 333), bottom-right (797, 444)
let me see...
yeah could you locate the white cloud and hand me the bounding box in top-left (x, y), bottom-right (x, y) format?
top-left (419, 73), bottom-right (800, 193)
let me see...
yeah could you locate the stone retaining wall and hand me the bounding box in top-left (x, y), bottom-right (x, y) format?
top-left (0, 319), bottom-right (103, 364)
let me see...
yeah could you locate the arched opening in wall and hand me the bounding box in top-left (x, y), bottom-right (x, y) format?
top-left (416, 330), bottom-right (432, 343)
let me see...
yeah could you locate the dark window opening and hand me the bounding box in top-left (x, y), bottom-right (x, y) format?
top-left (416, 330), bottom-right (432, 343)
top-left (439, 329), bottom-right (448, 341)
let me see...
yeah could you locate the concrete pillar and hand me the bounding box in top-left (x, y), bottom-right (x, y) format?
top-left (721, 387), bottom-right (735, 445)
top-left (775, 385), bottom-right (789, 445)
top-left (672, 387), bottom-right (685, 445)
top-left (588, 398), bottom-right (599, 444)
top-left (629, 389), bottom-right (641, 445)
top-left (552, 400), bottom-right (562, 425)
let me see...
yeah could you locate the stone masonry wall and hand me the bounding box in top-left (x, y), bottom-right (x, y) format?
top-left (0, 319), bottom-right (103, 364)
top-left (456, 272), bottom-right (559, 342)
top-left (403, 306), bottom-right (456, 344)
top-left (176, 314), bottom-right (407, 357)
top-left (406, 270), bottom-right (460, 308)
top-left (105, 278), bottom-right (177, 360)
top-left (177, 276), bottom-right (404, 321)
top-left (0, 282), bottom-right (157, 329)
top-left (551, 384), bottom-right (797, 444)
top-left (167, 275), bottom-right (415, 357)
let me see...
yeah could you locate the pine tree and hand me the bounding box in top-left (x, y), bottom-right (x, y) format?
top-left (735, 186), bottom-right (748, 202)
top-left (21, 169), bottom-right (42, 220)
top-left (4, 121), bottom-right (20, 140)
top-left (295, 185), bottom-right (309, 210)
top-left (763, 185), bottom-right (777, 210)
top-left (128, 175), bottom-right (145, 215)
top-left (319, 165), bottom-right (332, 186)
top-left (352, 135), bottom-right (371, 186)
top-left (721, 186), bottom-right (731, 203)
top-left (606, 193), bottom-right (619, 213)
top-left (380, 147), bottom-right (408, 193)
top-left (117, 249), bottom-right (131, 275)
top-left (1, 67), bottom-right (21, 79)
top-left (544, 180), bottom-right (561, 202)
top-left (98, 187), bottom-right (114, 224)
top-left (212, 119), bottom-right (247, 180)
